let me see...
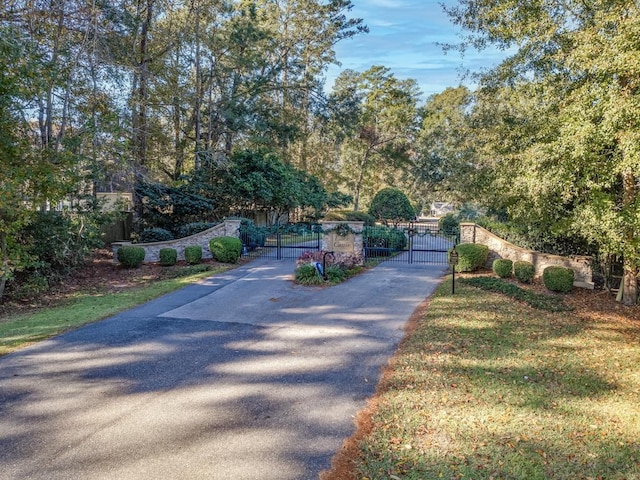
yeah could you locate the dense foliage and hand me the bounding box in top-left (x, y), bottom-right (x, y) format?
top-left (184, 245), bottom-right (203, 265)
top-left (368, 188), bottom-right (415, 226)
top-left (159, 248), bottom-right (178, 266)
top-left (117, 246), bottom-right (146, 268)
top-left (443, 0), bottom-right (640, 304)
top-left (492, 259), bottom-right (513, 278)
top-left (209, 237), bottom-right (242, 263)
top-left (453, 244), bottom-right (489, 272)
top-left (323, 210), bottom-right (375, 227)
top-left (513, 261), bottom-right (535, 284)
top-left (438, 213), bottom-right (460, 237)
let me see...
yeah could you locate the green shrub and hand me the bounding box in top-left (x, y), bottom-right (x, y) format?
top-left (295, 263), bottom-right (323, 285)
top-left (16, 208), bottom-right (107, 286)
top-left (324, 210), bottom-right (376, 226)
top-left (175, 222), bottom-right (217, 238)
top-left (368, 188), bottom-right (415, 225)
top-left (325, 265), bottom-right (346, 283)
top-left (159, 248), bottom-right (177, 266)
top-left (209, 236), bottom-right (242, 263)
top-left (238, 218), bottom-right (267, 249)
top-left (117, 246), bottom-right (146, 268)
top-left (492, 259), bottom-right (513, 278)
top-left (514, 261), bottom-right (535, 283)
top-left (439, 213), bottom-right (460, 237)
top-left (10, 273), bottom-right (49, 300)
top-left (453, 243), bottom-right (489, 272)
top-left (184, 245), bottom-right (203, 265)
top-left (543, 266), bottom-right (574, 293)
top-left (363, 226), bottom-right (407, 252)
top-left (462, 277), bottom-right (573, 312)
top-left (139, 228), bottom-right (174, 243)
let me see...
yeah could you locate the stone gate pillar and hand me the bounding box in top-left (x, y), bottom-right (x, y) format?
top-left (319, 221), bottom-right (365, 265)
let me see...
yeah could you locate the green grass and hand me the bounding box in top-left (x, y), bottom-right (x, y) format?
top-left (462, 276), bottom-right (574, 312)
top-left (0, 265), bottom-right (229, 356)
top-left (354, 280), bottom-right (640, 480)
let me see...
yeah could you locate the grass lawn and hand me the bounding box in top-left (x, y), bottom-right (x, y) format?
top-left (325, 279), bottom-right (640, 480)
top-left (0, 265), bottom-right (231, 356)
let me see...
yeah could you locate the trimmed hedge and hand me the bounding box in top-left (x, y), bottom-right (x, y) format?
top-left (514, 260), bottom-right (535, 284)
top-left (210, 236), bottom-right (242, 263)
top-left (363, 226), bottom-right (407, 252)
top-left (159, 248), bottom-right (177, 266)
top-left (492, 259), bottom-right (513, 278)
top-left (117, 246), bottom-right (146, 268)
top-left (139, 228), bottom-right (174, 243)
top-left (324, 210), bottom-right (376, 227)
top-left (454, 243), bottom-right (489, 272)
top-left (543, 266), bottom-right (574, 293)
top-left (184, 245), bottom-right (203, 265)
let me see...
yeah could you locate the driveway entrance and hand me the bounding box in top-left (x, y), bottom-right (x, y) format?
top-left (0, 259), bottom-right (446, 480)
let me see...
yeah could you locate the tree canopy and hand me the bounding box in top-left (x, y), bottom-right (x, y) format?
top-left (368, 188), bottom-right (415, 226)
top-left (443, 0), bottom-right (640, 304)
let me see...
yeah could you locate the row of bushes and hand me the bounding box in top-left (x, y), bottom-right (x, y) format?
top-left (493, 258), bottom-right (575, 293)
top-left (117, 236), bottom-right (242, 268)
top-left (452, 243), bottom-right (575, 293)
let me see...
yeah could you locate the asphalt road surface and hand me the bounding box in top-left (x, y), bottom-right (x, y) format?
top-left (0, 259), bottom-right (446, 480)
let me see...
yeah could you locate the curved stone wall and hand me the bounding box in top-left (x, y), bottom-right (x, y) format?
top-left (112, 219), bottom-right (241, 263)
top-left (460, 223), bottom-right (594, 289)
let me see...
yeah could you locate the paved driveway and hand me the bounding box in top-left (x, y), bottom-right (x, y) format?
top-left (0, 259), bottom-right (446, 479)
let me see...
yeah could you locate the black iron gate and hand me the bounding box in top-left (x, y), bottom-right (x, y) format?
top-left (240, 223), bottom-right (322, 260)
top-left (363, 222), bottom-right (458, 265)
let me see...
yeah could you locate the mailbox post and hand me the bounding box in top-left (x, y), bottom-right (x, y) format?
top-left (449, 246), bottom-right (459, 294)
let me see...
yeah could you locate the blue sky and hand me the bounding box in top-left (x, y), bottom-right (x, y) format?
top-left (325, 0), bottom-right (511, 100)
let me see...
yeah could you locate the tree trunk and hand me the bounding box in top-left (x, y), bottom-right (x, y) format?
top-left (621, 265), bottom-right (639, 307)
top-left (0, 230), bottom-right (7, 301)
top-left (621, 170), bottom-right (638, 306)
top-left (193, 0), bottom-right (202, 170)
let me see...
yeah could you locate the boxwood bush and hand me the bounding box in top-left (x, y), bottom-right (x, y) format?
top-left (492, 259), bottom-right (513, 278)
top-left (117, 246), bottom-right (146, 268)
top-left (209, 236), bottom-right (242, 263)
top-left (543, 266), bottom-right (574, 293)
top-left (184, 245), bottom-right (203, 265)
top-left (454, 243), bottom-right (489, 272)
top-left (139, 228), bottom-right (174, 243)
top-left (159, 248), bottom-right (177, 266)
top-left (514, 260), bottom-right (535, 283)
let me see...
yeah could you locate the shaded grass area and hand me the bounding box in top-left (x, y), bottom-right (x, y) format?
top-left (462, 276), bottom-right (574, 312)
top-left (352, 280), bottom-right (640, 480)
top-left (0, 265), bottom-right (229, 356)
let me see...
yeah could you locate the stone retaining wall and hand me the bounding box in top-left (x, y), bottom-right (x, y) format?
top-left (112, 219), bottom-right (241, 263)
top-left (460, 223), bottom-right (594, 289)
